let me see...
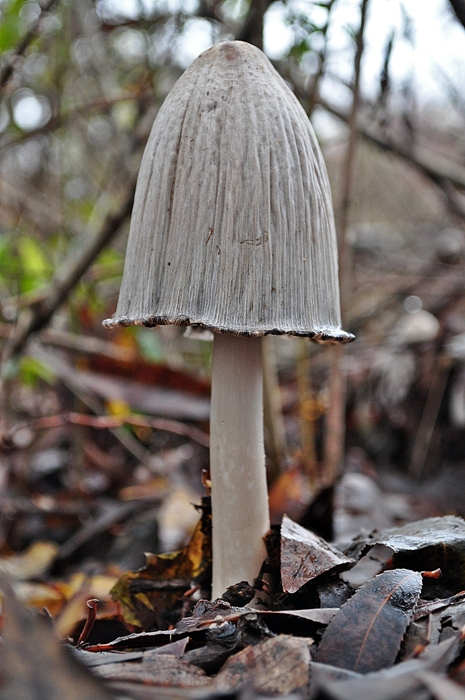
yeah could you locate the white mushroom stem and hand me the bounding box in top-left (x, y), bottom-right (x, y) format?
top-left (210, 333), bottom-right (270, 599)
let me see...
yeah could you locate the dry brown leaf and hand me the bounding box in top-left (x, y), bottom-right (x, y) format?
top-left (281, 514), bottom-right (352, 593)
top-left (211, 635), bottom-right (311, 694)
top-left (0, 541), bottom-right (58, 580)
top-left (111, 498), bottom-right (211, 628)
top-left (93, 654), bottom-right (211, 687)
top-left (317, 568), bottom-right (423, 673)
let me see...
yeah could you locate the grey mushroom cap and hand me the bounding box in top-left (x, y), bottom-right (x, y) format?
top-left (103, 41), bottom-right (354, 344)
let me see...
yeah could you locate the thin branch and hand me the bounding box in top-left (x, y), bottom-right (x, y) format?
top-left (318, 97), bottom-right (465, 192)
top-left (449, 0), bottom-right (465, 30)
top-left (0, 89), bottom-right (154, 152)
top-left (316, 97), bottom-right (465, 220)
top-left (307, 0), bottom-right (338, 115)
top-left (0, 175), bottom-right (137, 365)
top-left (2, 411), bottom-right (210, 449)
top-left (237, 0), bottom-right (273, 49)
top-left (0, 0), bottom-right (59, 91)
top-left (323, 0), bottom-right (370, 485)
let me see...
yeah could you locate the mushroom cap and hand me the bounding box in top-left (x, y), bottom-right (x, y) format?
top-left (103, 41), bottom-right (353, 343)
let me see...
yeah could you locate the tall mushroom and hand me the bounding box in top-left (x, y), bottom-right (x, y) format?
top-left (104, 41), bottom-right (354, 599)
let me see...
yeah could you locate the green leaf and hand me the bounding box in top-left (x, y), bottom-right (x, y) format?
top-left (19, 356), bottom-right (57, 387)
top-left (16, 236), bottom-right (51, 292)
top-left (0, 0), bottom-right (28, 52)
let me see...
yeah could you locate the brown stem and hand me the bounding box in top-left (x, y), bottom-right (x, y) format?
top-left (2, 412), bottom-right (210, 449)
top-left (408, 355), bottom-right (451, 479)
top-left (307, 0), bottom-right (338, 116)
top-left (323, 0), bottom-right (370, 483)
top-left (76, 599), bottom-right (99, 646)
top-left (0, 176), bottom-right (136, 366)
top-left (0, 0), bottom-right (59, 90)
top-left (449, 0), bottom-right (465, 30)
top-left (237, 0), bottom-right (272, 50)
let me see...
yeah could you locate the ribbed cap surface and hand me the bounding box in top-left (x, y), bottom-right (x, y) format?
top-left (103, 41), bottom-right (353, 342)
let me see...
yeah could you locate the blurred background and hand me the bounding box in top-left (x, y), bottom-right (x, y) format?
top-left (1, 0), bottom-right (465, 600)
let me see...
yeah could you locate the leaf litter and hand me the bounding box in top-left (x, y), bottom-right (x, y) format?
top-left (3, 512), bottom-right (465, 699)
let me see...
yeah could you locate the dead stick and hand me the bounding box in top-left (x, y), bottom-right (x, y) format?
top-left (307, 0), bottom-right (338, 115)
top-left (76, 599), bottom-right (99, 646)
top-left (3, 411), bottom-right (210, 448)
top-left (323, 0), bottom-right (370, 484)
top-left (409, 355), bottom-right (451, 479)
top-left (1, 176), bottom-right (136, 366)
top-left (0, 0), bottom-right (59, 90)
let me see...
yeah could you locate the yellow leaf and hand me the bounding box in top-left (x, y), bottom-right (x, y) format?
top-left (0, 541), bottom-right (58, 581)
top-left (111, 497), bottom-right (212, 629)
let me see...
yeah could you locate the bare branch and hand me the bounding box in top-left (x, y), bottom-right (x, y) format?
top-left (0, 0), bottom-right (59, 91)
top-left (2, 411), bottom-right (210, 449)
top-left (324, 0), bottom-right (370, 485)
top-left (1, 176), bottom-right (137, 364)
top-left (449, 0), bottom-right (465, 30)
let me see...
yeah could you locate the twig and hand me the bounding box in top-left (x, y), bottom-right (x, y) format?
top-left (0, 0), bottom-right (59, 91)
top-left (0, 89), bottom-right (154, 151)
top-left (77, 599), bottom-right (99, 646)
top-left (317, 97), bottom-right (465, 211)
top-left (449, 0), bottom-right (465, 30)
top-left (3, 411), bottom-right (210, 449)
top-left (236, 0), bottom-right (272, 49)
top-left (58, 497), bottom-right (163, 560)
top-left (0, 175), bottom-right (137, 366)
top-left (409, 355), bottom-right (452, 479)
top-left (323, 0), bottom-right (370, 485)
top-left (307, 0), bottom-right (338, 115)
top-left (38, 329), bottom-right (137, 361)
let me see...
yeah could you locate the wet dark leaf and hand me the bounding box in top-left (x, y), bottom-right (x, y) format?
top-left (280, 515), bottom-right (352, 594)
top-left (182, 621), bottom-right (241, 673)
top-left (317, 568), bottom-right (423, 673)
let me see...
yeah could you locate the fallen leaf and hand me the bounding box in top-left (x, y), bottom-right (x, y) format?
top-left (417, 670), bottom-right (465, 700)
top-left (317, 568), bottom-right (423, 673)
top-left (93, 653), bottom-right (211, 687)
top-left (265, 608), bottom-right (338, 624)
top-left (341, 543), bottom-right (394, 588)
top-left (345, 516), bottom-right (465, 591)
top-left (111, 498), bottom-right (211, 628)
top-left (212, 635), bottom-right (311, 694)
top-left (12, 581), bottom-right (66, 616)
top-left (0, 541), bottom-right (58, 580)
top-left (281, 514), bottom-right (352, 594)
top-left (315, 635), bottom-right (461, 700)
top-left (72, 649), bottom-right (145, 666)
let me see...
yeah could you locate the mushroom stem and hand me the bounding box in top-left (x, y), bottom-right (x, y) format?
top-left (210, 333), bottom-right (270, 599)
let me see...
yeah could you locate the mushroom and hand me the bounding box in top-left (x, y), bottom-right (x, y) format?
top-left (104, 41), bottom-right (354, 599)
